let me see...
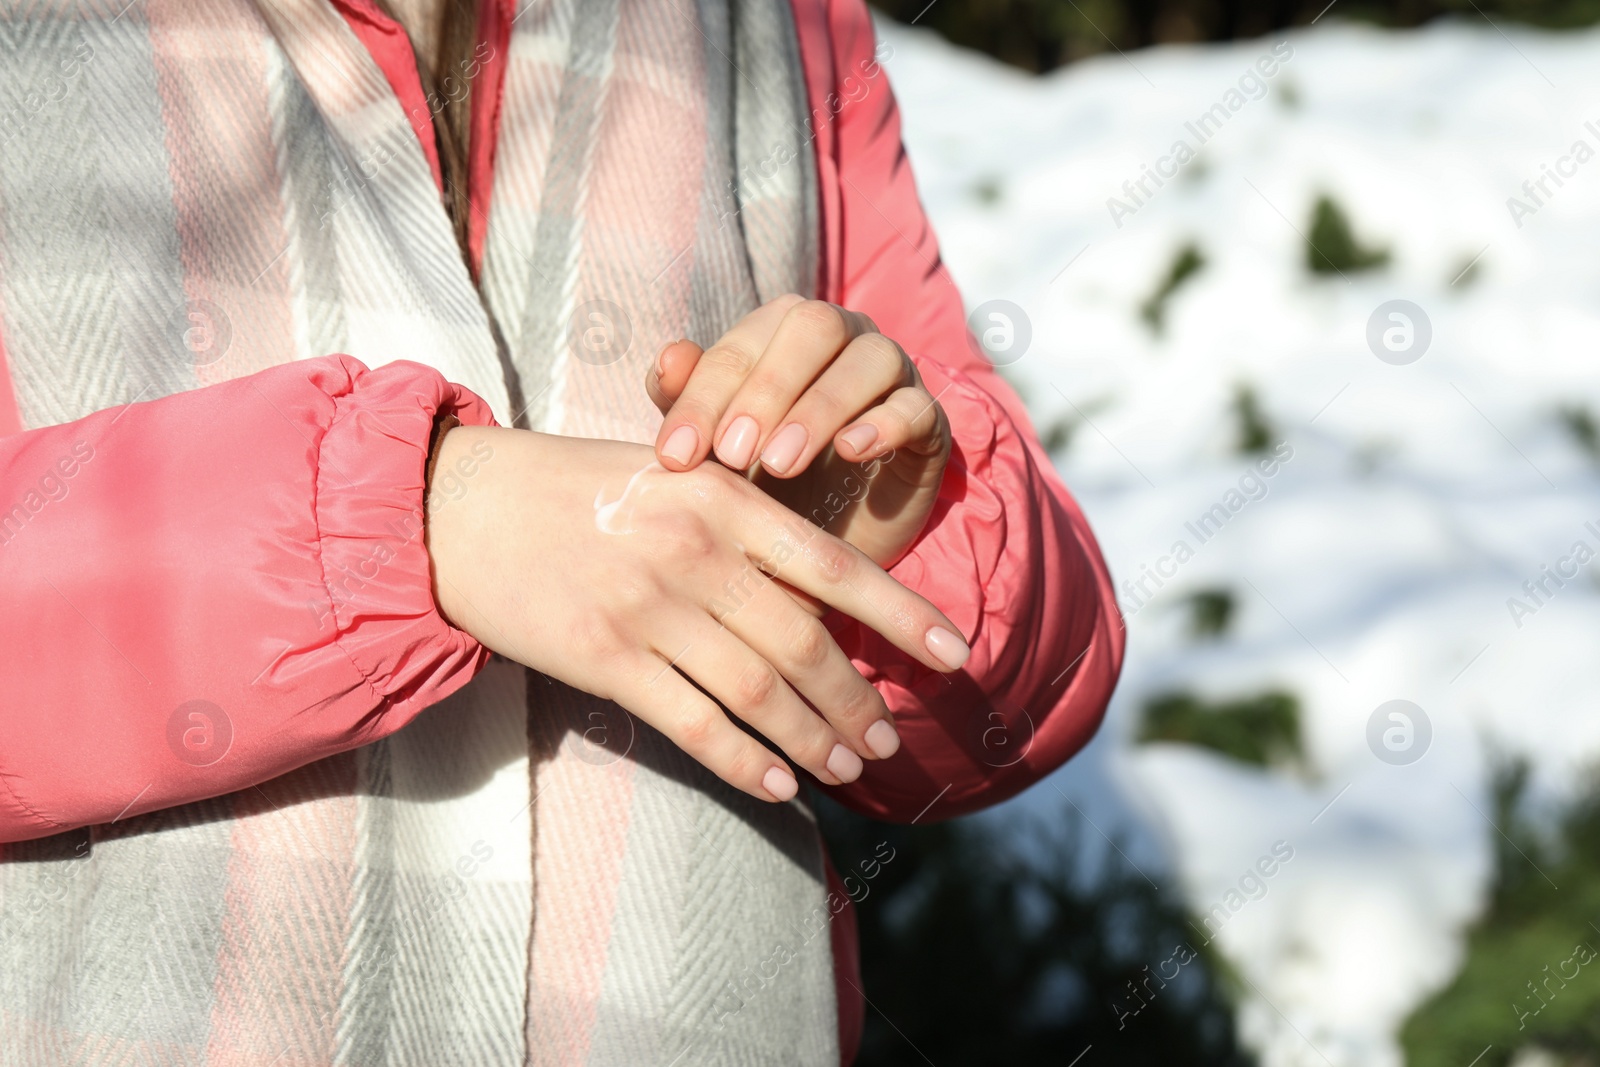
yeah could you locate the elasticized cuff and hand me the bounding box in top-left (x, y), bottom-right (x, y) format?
top-left (308, 357), bottom-right (497, 739)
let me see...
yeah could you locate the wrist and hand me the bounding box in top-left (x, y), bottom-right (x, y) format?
top-left (425, 422), bottom-right (502, 631)
top-left (425, 413), bottom-right (462, 494)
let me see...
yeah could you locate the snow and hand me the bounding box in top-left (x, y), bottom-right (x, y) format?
top-left (876, 15), bottom-right (1600, 1065)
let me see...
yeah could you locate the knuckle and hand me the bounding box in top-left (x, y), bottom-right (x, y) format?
top-left (802, 735), bottom-right (838, 769)
top-left (786, 616), bottom-right (834, 672)
top-left (837, 681), bottom-right (886, 725)
top-left (674, 394), bottom-right (725, 431)
top-left (733, 660), bottom-right (780, 711)
top-left (722, 744), bottom-right (763, 787)
top-left (702, 341), bottom-right (756, 377)
top-left (876, 404), bottom-right (913, 440)
top-left (676, 702), bottom-right (722, 752)
top-left (569, 610), bottom-right (624, 662)
top-left (787, 300), bottom-right (851, 347)
top-left (654, 510), bottom-right (718, 564)
top-left (801, 379), bottom-right (850, 419)
top-left (809, 537), bottom-right (857, 587)
top-left (858, 333), bottom-right (904, 376)
top-left (694, 343), bottom-right (755, 390)
top-left (742, 372), bottom-right (793, 413)
top-left (681, 461), bottom-right (744, 511)
top-left (611, 571), bottom-right (659, 613)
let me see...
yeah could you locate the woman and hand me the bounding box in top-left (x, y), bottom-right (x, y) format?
top-left (0, 0), bottom-right (1121, 1063)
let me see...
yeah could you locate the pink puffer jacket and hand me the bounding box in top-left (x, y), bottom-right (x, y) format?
top-left (0, 0), bottom-right (1122, 1057)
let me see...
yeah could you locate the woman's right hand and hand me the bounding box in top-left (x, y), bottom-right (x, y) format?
top-left (423, 425), bottom-right (971, 803)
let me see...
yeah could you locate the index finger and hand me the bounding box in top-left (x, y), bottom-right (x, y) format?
top-left (729, 486), bottom-right (971, 674)
top-left (653, 295), bottom-right (801, 471)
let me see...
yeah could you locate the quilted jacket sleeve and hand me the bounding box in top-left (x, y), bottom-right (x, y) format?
top-left (800, 0), bottom-right (1125, 823)
top-left (0, 355), bottom-right (495, 843)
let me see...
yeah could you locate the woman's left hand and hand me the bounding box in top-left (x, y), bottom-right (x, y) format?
top-left (646, 295), bottom-right (951, 569)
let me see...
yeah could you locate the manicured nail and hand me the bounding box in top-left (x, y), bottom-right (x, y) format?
top-left (863, 719), bottom-right (900, 760)
top-left (925, 626), bottom-right (971, 670)
top-left (760, 423), bottom-right (808, 474)
top-left (718, 415), bottom-right (760, 470)
top-left (826, 743), bottom-right (864, 784)
top-left (661, 424), bottom-right (699, 467)
top-left (838, 423), bottom-right (879, 457)
top-left (763, 765), bottom-right (799, 802)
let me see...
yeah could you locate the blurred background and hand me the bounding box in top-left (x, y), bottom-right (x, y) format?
top-left (815, 3), bottom-right (1600, 1065)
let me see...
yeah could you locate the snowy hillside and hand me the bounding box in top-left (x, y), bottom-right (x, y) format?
top-left (877, 16), bottom-right (1600, 1066)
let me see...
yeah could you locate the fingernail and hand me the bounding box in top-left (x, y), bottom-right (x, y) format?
top-left (653, 341), bottom-right (672, 378)
top-left (826, 743), bottom-right (864, 784)
top-left (760, 423), bottom-right (808, 474)
top-left (661, 424), bottom-right (699, 467)
top-left (718, 415), bottom-right (760, 469)
top-left (925, 626), bottom-right (971, 671)
top-left (838, 423), bottom-right (879, 457)
top-left (763, 765), bottom-right (799, 802)
top-left (864, 719), bottom-right (900, 760)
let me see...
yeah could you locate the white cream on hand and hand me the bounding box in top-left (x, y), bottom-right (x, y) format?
top-left (593, 462), bottom-right (664, 535)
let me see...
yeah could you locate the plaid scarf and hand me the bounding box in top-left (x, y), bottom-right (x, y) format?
top-left (0, 0), bottom-right (836, 1063)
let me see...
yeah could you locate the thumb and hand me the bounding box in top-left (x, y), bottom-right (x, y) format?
top-left (645, 339), bottom-right (704, 415)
